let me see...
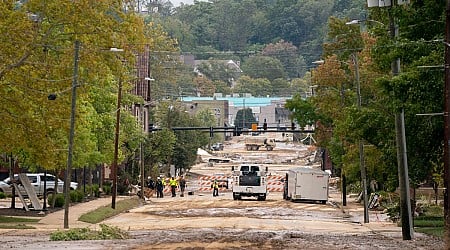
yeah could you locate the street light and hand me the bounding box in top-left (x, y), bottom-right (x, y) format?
top-left (345, 19), bottom-right (386, 27)
top-left (347, 16), bottom-right (413, 236)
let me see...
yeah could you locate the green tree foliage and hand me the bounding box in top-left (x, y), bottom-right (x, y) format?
top-left (234, 108), bottom-right (257, 129)
top-left (233, 76), bottom-right (271, 97)
top-left (285, 94), bottom-right (320, 129)
top-left (261, 40), bottom-right (307, 79)
top-left (139, 0), bottom-right (368, 100)
top-left (287, 1), bottom-right (446, 192)
top-left (0, 1), bottom-right (178, 180)
top-left (152, 101), bottom-right (208, 174)
top-left (271, 79), bottom-right (292, 97)
top-left (241, 56), bottom-right (286, 81)
top-left (171, 0), bottom-right (366, 63)
top-left (0, 1), bottom-right (145, 171)
top-left (196, 60), bottom-right (240, 86)
top-left (213, 80), bottom-right (231, 95)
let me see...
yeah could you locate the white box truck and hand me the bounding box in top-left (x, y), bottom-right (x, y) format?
top-left (283, 167), bottom-right (329, 204)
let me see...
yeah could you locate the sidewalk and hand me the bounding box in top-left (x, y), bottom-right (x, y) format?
top-left (35, 196), bottom-right (128, 230)
top-left (328, 190), bottom-right (406, 239)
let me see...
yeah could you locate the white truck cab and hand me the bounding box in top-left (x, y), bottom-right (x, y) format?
top-left (231, 164), bottom-right (268, 201)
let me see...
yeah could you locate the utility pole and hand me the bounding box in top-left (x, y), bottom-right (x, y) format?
top-left (390, 6), bottom-right (413, 240)
top-left (366, 0), bottom-right (412, 238)
top-left (354, 52), bottom-right (369, 223)
top-left (64, 40), bottom-right (80, 228)
top-left (444, 0), bottom-right (450, 246)
top-left (140, 104), bottom-right (145, 200)
top-left (111, 77), bottom-right (122, 209)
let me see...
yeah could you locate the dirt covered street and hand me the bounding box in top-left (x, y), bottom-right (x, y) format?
top-left (106, 190), bottom-right (444, 250)
top-left (0, 134), bottom-right (445, 249)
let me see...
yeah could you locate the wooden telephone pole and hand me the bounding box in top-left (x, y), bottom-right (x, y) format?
top-left (444, 0), bottom-right (450, 246)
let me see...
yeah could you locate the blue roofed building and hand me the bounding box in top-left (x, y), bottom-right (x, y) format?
top-left (182, 94), bottom-right (292, 129)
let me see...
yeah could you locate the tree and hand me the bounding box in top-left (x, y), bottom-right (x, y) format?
top-left (196, 60), bottom-right (240, 85)
top-left (0, 1), bottom-right (147, 172)
top-left (234, 108), bottom-right (257, 129)
top-left (241, 56), bottom-right (286, 81)
top-left (271, 78), bottom-right (291, 97)
top-left (0, 1), bottom-right (180, 193)
top-left (194, 76), bottom-right (215, 97)
top-left (285, 94), bottom-right (320, 129)
top-left (213, 80), bottom-right (231, 95)
top-left (152, 101), bottom-right (209, 174)
top-left (233, 76), bottom-right (271, 97)
top-left (261, 40), bottom-right (306, 78)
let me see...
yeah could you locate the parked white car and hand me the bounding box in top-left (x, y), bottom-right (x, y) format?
top-left (0, 173), bottom-right (78, 197)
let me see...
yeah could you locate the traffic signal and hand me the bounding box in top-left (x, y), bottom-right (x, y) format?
top-left (291, 122), bottom-right (296, 131)
top-left (263, 122), bottom-right (267, 131)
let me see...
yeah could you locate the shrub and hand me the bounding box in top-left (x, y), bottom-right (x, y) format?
top-left (48, 193), bottom-right (65, 207)
top-left (0, 192), bottom-right (6, 199)
top-left (86, 184), bottom-right (100, 197)
top-left (117, 182), bottom-right (129, 195)
top-left (70, 190), bottom-right (84, 203)
top-left (102, 182), bottom-right (111, 195)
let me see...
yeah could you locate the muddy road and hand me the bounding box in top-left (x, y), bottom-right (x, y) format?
top-left (2, 190), bottom-right (443, 249)
top-left (102, 190), bottom-right (443, 250)
top-left (0, 135), bottom-right (445, 249)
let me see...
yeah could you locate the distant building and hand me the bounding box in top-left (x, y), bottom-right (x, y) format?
top-left (181, 95), bottom-right (292, 129)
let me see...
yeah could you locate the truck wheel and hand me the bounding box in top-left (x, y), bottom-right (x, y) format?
top-left (233, 193), bottom-right (239, 200)
top-left (257, 194), bottom-right (266, 201)
top-left (246, 146), bottom-right (251, 151)
top-left (321, 200), bottom-right (327, 204)
top-left (46, 189), bottom-right (55, 196)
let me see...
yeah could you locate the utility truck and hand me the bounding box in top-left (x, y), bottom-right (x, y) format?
top-left (231, 164), bottom-right (268, 201)
top-left (244, 136), bottom-right (276, 151)
top-left (283, 167), bottom-right (329, 204)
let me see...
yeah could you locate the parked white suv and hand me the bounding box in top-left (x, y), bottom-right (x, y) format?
top-left (0, 173), bottom-right (78, 197)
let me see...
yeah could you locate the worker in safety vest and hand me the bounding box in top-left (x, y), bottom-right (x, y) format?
top-left (169, 176), bottom-right (178, 197)
top-left (212, 180), bottom-right (219, 197)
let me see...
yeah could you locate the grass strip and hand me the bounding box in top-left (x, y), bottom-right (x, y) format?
top-left (78, 197), bottom-right (140, 224)
top-left (414, 218), bottom-right (444, 228)
top-left (0, 224), bottom-right (35, 229)
top-left (0, 215), bottom-right (40, 223)
top-left (413, 216), bottom-right (444, 238)
top-left (415, 227), bottom-right (444, 238)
